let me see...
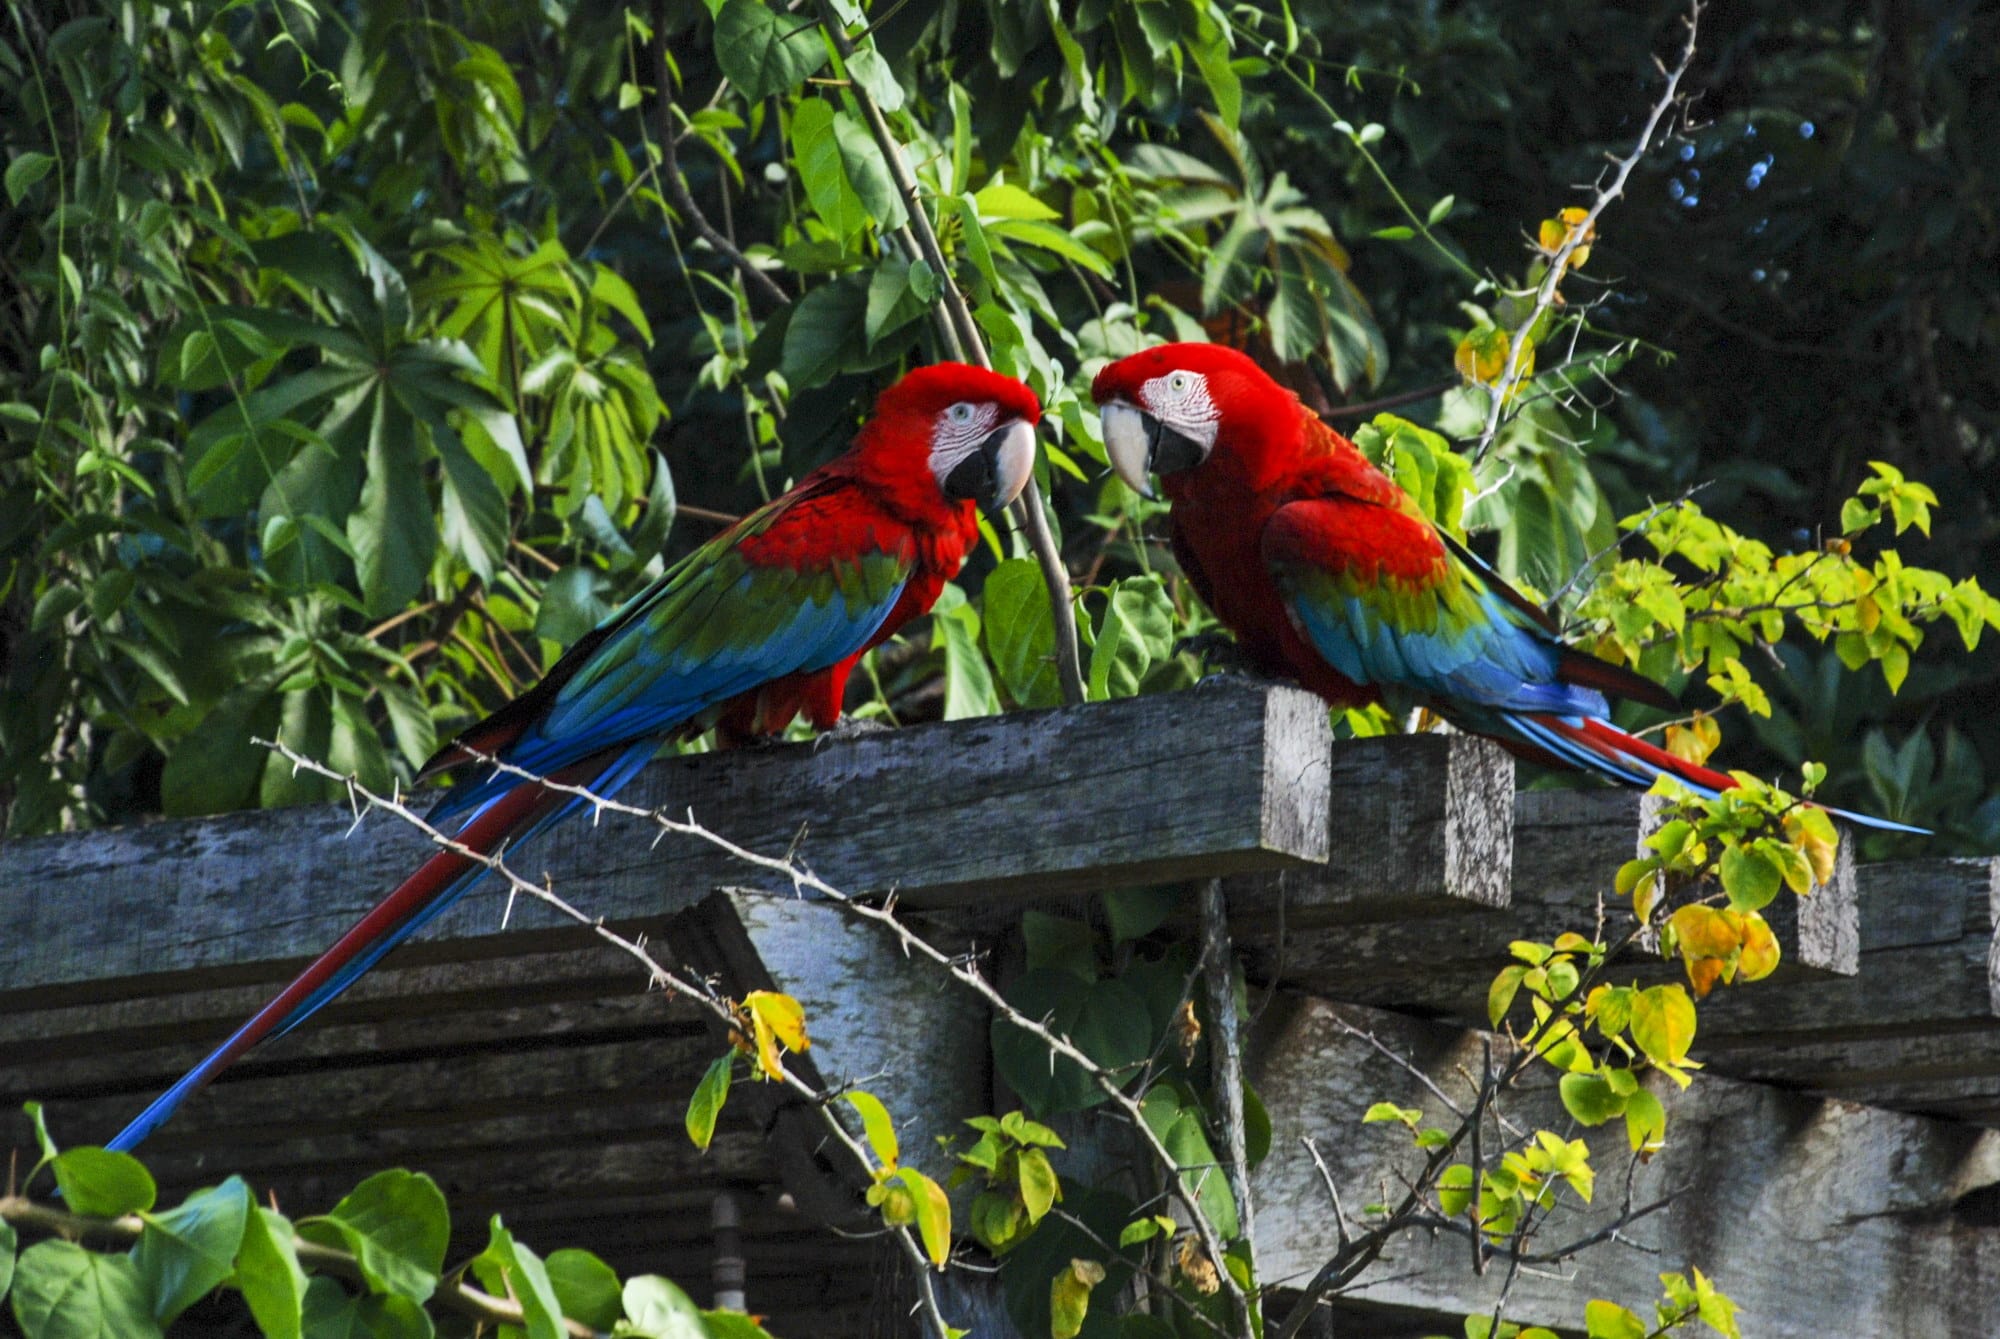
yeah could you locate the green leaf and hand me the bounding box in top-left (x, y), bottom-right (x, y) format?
top-left (843, 44), bottom-right (905, 112)
top-left (1436, 1164), bottom-right (1474, 1216)
top-left (713, 0), bottom-right (828, 100)
top-left (930, 594), bottom-right (1000, 720)
top-left (702, 1312), bottom-right (780, 1339)
top-left (52, 1148), bottom-right (157, 1218)
top-left (790, 99), bottom-right (864, 239)
top-left (845, 1090), bottom-right (900, 1170)
top-left (896, 1167), bottom-right (952, 1267)
top-left (1370, 225), bottom-right (1416, 240)
top-left (620, 1275), bottom-right (708, 1338)
top-left (686, 1054), bottom-right (733, 1152)
top-left (1583, 1299), bottom-right (1648, 1339)
top-left (0, 1220), bottom-right (14, 1308)
top-left (132, 1177), bottom-right (250, 1324)
top-left (297, 1170), bottom-right (450, 1305)
top-left (991, 971), bottom-right (1152, 1115)
top-left (1087, 576), bottom-right (1174, 700)
top-left (1101, 886), bottom-right (1179, 943)
top-left (1623, 1088), bottom-right (1667, 1152)
top-left (1362, 1102), bottom-right (1421, 1128)
top-left (988, 218), bottom-right (1113, 278)
top-left (832, 110), bottom-right (906, 232)
top-left (1719, 843), bottom-right (1782, 913)
top-left (297, 1275), bottom-right (432, 1338)
top-left (1557, 1074), bottom-right (1626, 1126)
top-left (5, 151), bottom-right (57, 204)
top-left (1017, 1146), bottom-right (1060, 1223)
top-left (469, 1219), bottom-right (563, 1339)
top-left (1427, 194), bottom-right (1456, 224)
top-left (973, 182), bottom-right (1060, 222)
top-left (234, 1207), bottom-right (307, 1339)
top-left (982, 558), bottom-right (1063, 708)
top-left (545, 1250), bottom-right (622, 1331)
top-left (1488, 964), bottom-right (1527, 1027)
top-left (864, 256), bottom-right (927, 349)
top-left (10, 1241), bottom-right (162, 1339)
top-left (1630, 985), bottom-right (1697, 1067)
top-left (1139, 1086), bottom-right (1240, 1240)
top-left (346, 393), bottom-right (435, 618)
top-left (779, 274), bottom-right (868, 390)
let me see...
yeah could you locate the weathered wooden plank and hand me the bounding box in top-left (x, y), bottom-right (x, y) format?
top-left (1224, 732), bottom-right (1514, 927)
top-left (1235, 789), bottom-right (1862, 1013)
top-left (0, 682), bottom-right (1332, 1003)
top-left (1248, 993), bottom-right (2000, 1339)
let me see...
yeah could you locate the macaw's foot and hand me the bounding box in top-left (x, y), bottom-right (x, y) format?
top-left (814, 715), bottom-right (893, 750)
top-left (1174, 630), bottom-right (1260, 680)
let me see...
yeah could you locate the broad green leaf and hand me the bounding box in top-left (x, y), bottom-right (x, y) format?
top-left (620, 1274), bottom-right (708, 1338)
top-left (686, 1054), bottom-right (733, 1152)
top-left (1630, 985), bottom-right (1697, 1067)
top-left (790, 99), bottom-right (864, 240)
top-left (930, 594), bottom-right (1000, 720)
top-left (779, 274), bottom-right (868, 389)
top-left (1557, 1074), bottom-right (1626, 1126)
top-left (831, 110), bottom-right (906, 232)
top-left (1139, 1086), bottom-right (1240, 1240)
top-left (346, 392), bottom-right (435, 618)
top-left (5, 151), bottom-right (57, 204)
top-left (1623, 1088), bottom-right (1667, 1152)
top-left (982, 558), bottom-right (1063, 708)
top-left (234, 1207), bottom-right (307, 1339)
top-left (545, 1250), bottom-right (622, 1331)
top-left (1, 1220), bottom-right (14, 1308)
top-left (1088, 576), bottom-right (1173, 700)
top-left (52, 1148), bottom-right (156, 1218)
top-left (297, 1275), bottom-right (432, 1338)
top-left (843, 44), bottom-right (905, 112)
top-left (1017, 1146), bottom-right (1061, 1223)
top-left (1719, 842), bottom-right (1782, 912)
top-left (10, 1241), bottom-right (162, 1339)
top-left (132, 1177), bottom-right (250, 1324)
top-left (702, 1312), bottom-right (781, 1339)
top-left (991, 971), bottom-right (1152, 1115)
top-left (469, 1219), bottom-right (563, 1339)
top-left (297, 1170), bottom-right (450, 1305)
top-left (712, 0), bottom-right (828, 100)
top-left (973, 182), bottom-right (1060, 223)
top-left (1583, 1299), bottom-right (1648, 1339)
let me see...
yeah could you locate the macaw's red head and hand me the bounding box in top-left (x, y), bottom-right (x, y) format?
top-left (1090, 342), bottom-right (1299, 496)
top-left (857, 362), bottom-right (1043, 514)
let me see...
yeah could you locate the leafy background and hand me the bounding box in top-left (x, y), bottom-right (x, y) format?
top-left (2, 0), bottom-right (1994, 854)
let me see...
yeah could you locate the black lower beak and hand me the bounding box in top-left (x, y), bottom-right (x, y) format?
top-left (943, 421), bottom-right (1035, 511)
top-left (1144, 413), bottom-right (1210, 477)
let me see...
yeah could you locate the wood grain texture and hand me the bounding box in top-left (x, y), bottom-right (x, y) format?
top-left (1247, 993), bottom-right (2000, 1338)
top-left (1225, 732), bottom-right (1514, 931)
top-left (0, 682), bottom-right (1333, 1005)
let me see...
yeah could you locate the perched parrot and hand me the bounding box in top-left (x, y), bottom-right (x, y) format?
top-left (106, 362), bottom-right (1042, 1152)
top-left (1091, 341), bottom-right (1920, 832)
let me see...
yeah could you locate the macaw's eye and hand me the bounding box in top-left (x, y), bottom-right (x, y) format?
top-left (1167, 372), bottom-right (1191, 394)
top-left (947, 402), bottom-right (975, 424)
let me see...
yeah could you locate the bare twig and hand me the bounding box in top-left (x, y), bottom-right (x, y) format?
top-left (1470, 2), bottom-right (1704, 464)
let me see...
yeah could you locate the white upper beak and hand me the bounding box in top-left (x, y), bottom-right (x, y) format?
top-left (1099, 400), bottom-right (1154, 498)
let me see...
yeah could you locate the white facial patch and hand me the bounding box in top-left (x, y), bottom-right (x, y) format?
top-left (929, 400), bottom-right (1003, 483)
top-left (1140, 370), bottom-right (1220, 449)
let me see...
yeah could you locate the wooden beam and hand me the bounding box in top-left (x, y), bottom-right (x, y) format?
top-left (0, 681), bottom-right (1331, 1003)
top-left (1225, 733), bottom-right (1514, 929)
top-left (1248, 993), bottom-right (2000, 1339)
top-left (1236, 789), bottom-right (1861, 1014)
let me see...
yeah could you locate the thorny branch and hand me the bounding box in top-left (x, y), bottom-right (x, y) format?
top-left (260, 739), bottom-right (1249, 1327)
top-left (1471, 1), bottom-right (1704, 465)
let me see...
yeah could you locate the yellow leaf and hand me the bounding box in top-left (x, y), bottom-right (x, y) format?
top-left (1454, 325), bottom-right (1512, 384)
top-left (1669, 904), bottom-right (1741, 961)
top-left (1736, 912), bottom-right (1781, 982)
top-left (741, 990), bottom-right (810, 1081)
top-left (1783, 812), bottom-right (1840, 886)
top-left (1050, 1258), bottom-right (1107, 1339)
top-left (1685, 956), bottom-right (1727, 999)
top-left (1537, 206), bottom-right (1595, 267)
top-left (1174, 999), bottom-right (1202, 1067)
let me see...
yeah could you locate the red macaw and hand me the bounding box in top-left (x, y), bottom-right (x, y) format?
top-left (107, 362), bottom-right (1042, 1151)
top-left (1091, 341), bottom-right (1920, 832)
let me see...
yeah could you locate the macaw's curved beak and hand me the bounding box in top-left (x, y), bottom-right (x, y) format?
top-left (944, 418), bottom-right (1038, 512)
top-left (1100, 400), bottom-right (1210, 499)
